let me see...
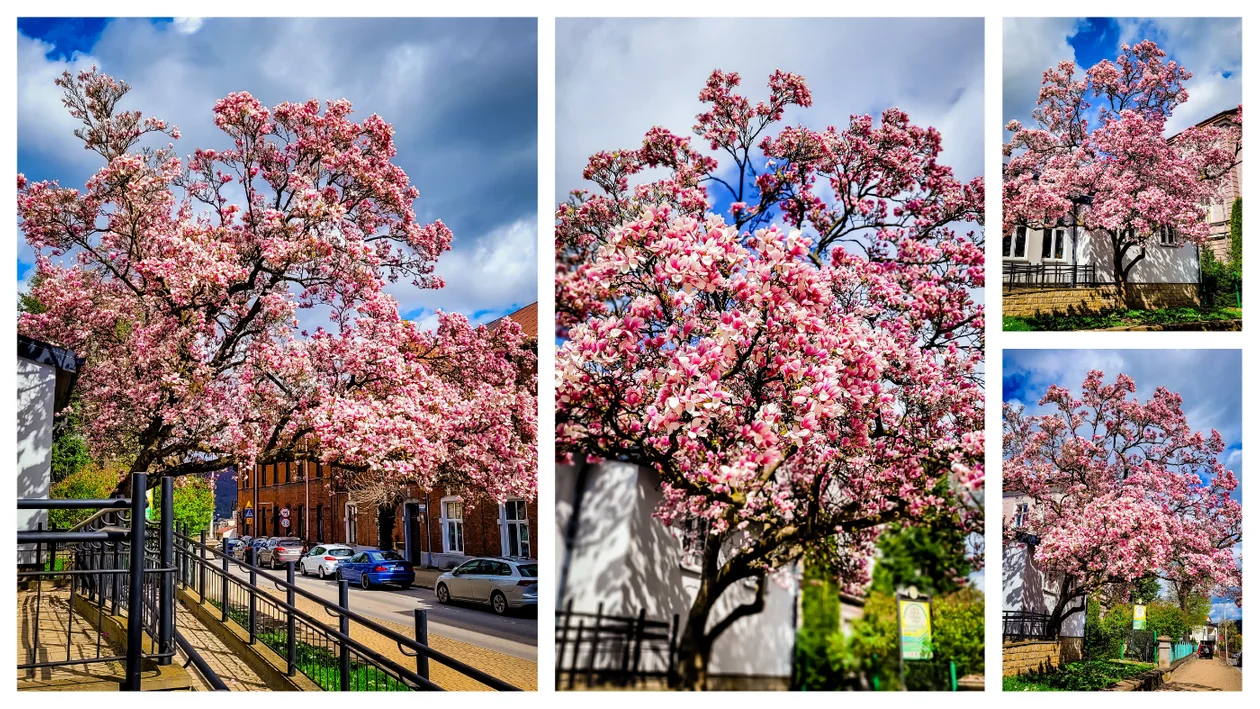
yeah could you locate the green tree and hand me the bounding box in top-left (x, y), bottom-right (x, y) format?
top-left (869, 521), bottom-right (973, 597)
top-left (48, 462), bottom-right (125, 529)
top-left (1229, 197), bottom-right (1242, 269)
top-left (153, 474), bottom-right (216, 534)
top-left (1218, 619), bottom-right (1242, 654)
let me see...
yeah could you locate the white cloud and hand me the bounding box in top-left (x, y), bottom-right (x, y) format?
top-left (172, 18), bottom-right (203, 35)
top-left (557, 18), bottom-right (984, 203)
top-left (1002, 18), bottom-right (1083, 134)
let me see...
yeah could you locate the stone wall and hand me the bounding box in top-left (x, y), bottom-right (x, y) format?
top-left (1003, 283), bottom-right (1199, 318)
top-left (1059, 636), bottom-right (1084, 664)
top-left (1003, 640), bottom-right (1061, 677)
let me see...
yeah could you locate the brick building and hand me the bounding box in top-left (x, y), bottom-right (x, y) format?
top-left (1170, 107), bottom-right (1243, 263)
top-left (235, 302), bottom-right (538, 569)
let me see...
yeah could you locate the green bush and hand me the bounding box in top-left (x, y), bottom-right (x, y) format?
top-left (48, 462), bottom-right (124, 529)
top-left (1003, 660), bottom-right (1154, 691)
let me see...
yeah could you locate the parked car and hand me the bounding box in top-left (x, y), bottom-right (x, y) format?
top-left (1236, 650), bottom-right (1241, 667)
top-left (435, 558), bottom-right (537, 615)
top-left (1198, 642), bottom-right (1214, 659)
top-left (243, 536), bottom-right (271, 563)
top-left (232, 536), bottom-right (255, 561)
top-left (225, 536), bottom-right (247, 558)
top-left (299, 544), bottom-right (355, 579)
top-left (337, 549), bottom-right (415, 590)
top-left (260, 537), bottom-right (305, 569)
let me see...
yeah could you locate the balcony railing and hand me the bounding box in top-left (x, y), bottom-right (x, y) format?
top-left (1003, 610), bottom-right (1057, 641)
top-left (1003, 262), bottom-right (1098, 291)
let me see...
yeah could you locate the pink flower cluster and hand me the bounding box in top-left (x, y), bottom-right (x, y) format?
top-left (17, 68), bottom-right (536, 501)
top-left (1004, 371), bottom-right (1241, 602)
top-left (557, 69), bottom-right (984, 591)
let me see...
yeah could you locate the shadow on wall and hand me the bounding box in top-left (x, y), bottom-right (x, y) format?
top-left (1084, 233), bottom-right (1199, 284)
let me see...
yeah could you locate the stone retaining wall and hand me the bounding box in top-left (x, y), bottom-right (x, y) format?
top-left (1003, 283), bottom-right (1199, 318)
top-left (1003, 639), bottom-right (1061, 677)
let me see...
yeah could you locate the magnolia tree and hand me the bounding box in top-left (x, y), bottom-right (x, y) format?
top-left (1003, 371), bottom-right (1241, 632)
top-left (1004, 41), bottom-right (1241, 297)
top-left (556, 69), bottom-right (985, 688)
top-left (18, 69), bottom-right (537, 503)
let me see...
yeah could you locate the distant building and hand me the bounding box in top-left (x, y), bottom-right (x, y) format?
top-left (1170, 108), bottom-right (1244, 263)
top-left (234, 303), bottom-right (539, 569)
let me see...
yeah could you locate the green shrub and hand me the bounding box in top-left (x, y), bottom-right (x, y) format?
top-left (49, 462), bottom-right (124, 529)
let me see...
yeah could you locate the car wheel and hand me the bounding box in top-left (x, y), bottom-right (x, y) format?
top-left (360, 573), bottom-right (372, 590)
top-left (436, 583), bottom-right (450, 604)
top-left (317, 566), bottom-right (327, 580)
top-left (491, 591), bottom-right (508, 615)
top-left (300, 562), bottom-right (308, 577)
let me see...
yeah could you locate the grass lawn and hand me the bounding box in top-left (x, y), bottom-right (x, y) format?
top-left (1003, 306), bottom-right (1241, 331)
top-left (1002, 660), bottom-right (1156, 691)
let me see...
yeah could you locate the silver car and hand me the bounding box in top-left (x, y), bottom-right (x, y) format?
top-left (299, 544), bottom-right (354, 579)
top-left (259, 537), bottom-right (305, 569)
top-left (435, 557), bottom-right (537, 615)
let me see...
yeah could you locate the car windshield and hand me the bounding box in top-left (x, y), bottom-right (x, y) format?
top-left (327, 549), bottom-right (353, 557)
top-left (276, 538), bottom-right (302, 545)
top-left (371, 551), bottom-right (405, 561)
top-left (517, 564), bottom-right (537, 578)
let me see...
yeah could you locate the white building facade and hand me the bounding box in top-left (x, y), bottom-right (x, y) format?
top-left (1002, 224), bottom-right (1200, 285)
top-left (1001, 492), bottom-right (1086, 638)
top-left (556, 459), bottom-right (799, 689)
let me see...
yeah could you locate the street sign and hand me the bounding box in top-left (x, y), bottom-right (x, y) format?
top-left (1133, 604), bottom-right (1147, 630)
top-left (243, 508), bottom-right (254, 520)
top-left (244, 500), bottom-right (253, 509)
top-left (280, 518), bottom-right (290, 528)
top-left (280, 507), bottom-right (291, 519)
top-left (898, 596), bottom-right (933, 661)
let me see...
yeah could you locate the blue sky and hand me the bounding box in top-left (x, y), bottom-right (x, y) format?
top-left (557, 18), bottom-right (983, 219)
top-left (1004, 18), bottom-right (1241, 139)
top-left (17, 17), bottom-right (538, 330)
top-left (1004, 349), bottom-right (1242, 622)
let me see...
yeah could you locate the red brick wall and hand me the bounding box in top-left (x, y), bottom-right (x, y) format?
top-left (236, 463), bottom-right (537, 562)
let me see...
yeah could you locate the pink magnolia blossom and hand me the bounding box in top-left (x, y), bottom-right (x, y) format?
top-left (1004, 41), bottom-right (1241, 289)
top-left (556, 69), bottom-right (983, 687)
top-left (18, 68), bottom-right (536, 502)
top-left (1003, 371), bottom-right (1241, 627)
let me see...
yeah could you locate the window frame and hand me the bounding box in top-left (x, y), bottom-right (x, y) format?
top-left (1003, 226), bottom-right (1030, 260)
top-left (441, 496), bottom-right (465, 555)
top-left (501, 498), bottom-right (531, 558)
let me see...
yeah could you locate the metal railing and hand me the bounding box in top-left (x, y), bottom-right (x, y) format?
top-left (1172, 641), bottom-right (1197, 663)
top-left (1003, 610), bottom-right (1057, 641)
top-left (1003, 262), bottom-right (1098, 290)
top-left (172, 530), bottom-right (520, 691)
top-left (17, 473), bottom-right (224, 690)
top-left (555, 600), bottom-right (679, 690)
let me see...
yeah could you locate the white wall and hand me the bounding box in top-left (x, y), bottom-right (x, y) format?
top-left (559, 461), bottom-right (798, 679)
top-left (1003, 227), bottom-right (1200, 284)
top-left (1002, 541), bottom-right (1085, 638)
top-left (17, 357), bottom-right (55, 564)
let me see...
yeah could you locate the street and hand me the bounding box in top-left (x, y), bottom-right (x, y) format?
top-left (222, 561), bottom-right (537, 661)
top-left (1158, 655), bottom-right (1242, 691)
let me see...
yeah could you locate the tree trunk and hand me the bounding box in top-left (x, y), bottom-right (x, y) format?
top-left (674, 579), bottom-right (716, 690)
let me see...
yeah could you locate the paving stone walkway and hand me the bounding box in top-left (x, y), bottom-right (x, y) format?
top-left (1158, 655), bottom-right (1242, 691)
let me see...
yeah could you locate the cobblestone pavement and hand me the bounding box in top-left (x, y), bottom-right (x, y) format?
top-left (1158, 656), bottom-right (1242, 691)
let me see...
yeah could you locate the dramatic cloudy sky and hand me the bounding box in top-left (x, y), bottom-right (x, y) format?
top-left (17, 17), bottom-right (538, 329)
top-left (557, 17), bottom-right (984, 206)
top-left (1004, 349), bottom-right (1243, 621)
top-left (1004, 17), bottom-right (1242, 139)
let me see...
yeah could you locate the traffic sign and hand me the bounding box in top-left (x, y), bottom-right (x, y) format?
top-left (243, 508), bottom-right (254, 520)
top-left (245, 500), bottom-right (253, 509)
top-left (280, 507), bottom-right (291, 519)
top-left (280, 518), bottom-right (291, 528)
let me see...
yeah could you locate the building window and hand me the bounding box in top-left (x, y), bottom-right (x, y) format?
top-left (1158, 225), bottom-right (1178, 247)
top-left (316, 504), bottom-right (324, 542)
top-left (678, 516), bottom-right (711, 571)
top-left (315, 462), bottom-right (323, 480)
top-left (1003, 226), bottom-right (1029, 259)
top-left (441, 498), bottom-right (464, 554)
top-left (259, 505), bottom-right (268, 536)
top-left (501, 499), bottom-right (530, 558)
top-left (296, 505), bottom-right (305, 540)
top-left (1042, 228), bottom-right (1066, 260)
top-left (1014, 503), bottom-right (1030, 528)
top-left (345, 503), bottom-right (358, 545)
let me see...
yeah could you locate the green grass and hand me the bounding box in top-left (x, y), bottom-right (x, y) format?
top-left (1002, 660), bottom-right (1155, 691)
top-left (1003, 306), bottom-right (1241, 331)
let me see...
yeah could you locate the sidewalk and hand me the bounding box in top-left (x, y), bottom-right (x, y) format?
top-left (415, 568), bottom-right (443, 590)
top-left (1157, 655), bottom-right (1241, 691)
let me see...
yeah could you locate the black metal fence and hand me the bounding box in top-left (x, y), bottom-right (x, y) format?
top-left (1003, 262), bottom-right (1099, 290)
top-left (555, 600), bottom-right (680, 690)
top-left (173, 529), bottom-right (520, 691)
top-left (17, 473), bottom-right (225, 690)
top-left (1003, 610), bottom-right (1057, 641)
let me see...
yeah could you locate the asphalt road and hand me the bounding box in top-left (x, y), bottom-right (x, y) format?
top-left (223, 561), bottom-right (537, 660)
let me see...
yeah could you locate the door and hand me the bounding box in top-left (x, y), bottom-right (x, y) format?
top-left (485, 560), bottom-right (514, 601)
top-left (405, 503), bottom-right (423, 565)
top-left (448, 560), bottom-right (480, 599)
top-left (304, 546), bottom-right (325, 574)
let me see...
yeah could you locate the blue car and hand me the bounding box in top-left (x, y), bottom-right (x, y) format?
top-left (337, 549), bottom-right (415, 590)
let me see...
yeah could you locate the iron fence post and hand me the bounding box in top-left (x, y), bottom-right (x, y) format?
top-left (221, 553), bottom-right (229, 622)
top-left (338, 579), bottom-right (351, 690)
top-left (414, 608), bottom-right (429, 681)
top-left (286, 561), bottom-right (297, 676)
top-left (248, 548), bottom-right (257, 644)
top-left (199, 530), bottom-right (207, 603)
top-left (158, 476), bottom-right (174, 665)
top-left (123, 471), bottom-right (147, 691)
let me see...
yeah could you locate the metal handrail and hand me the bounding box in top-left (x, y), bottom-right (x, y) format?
top-left (177, 531), bottom-right (520, 691)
